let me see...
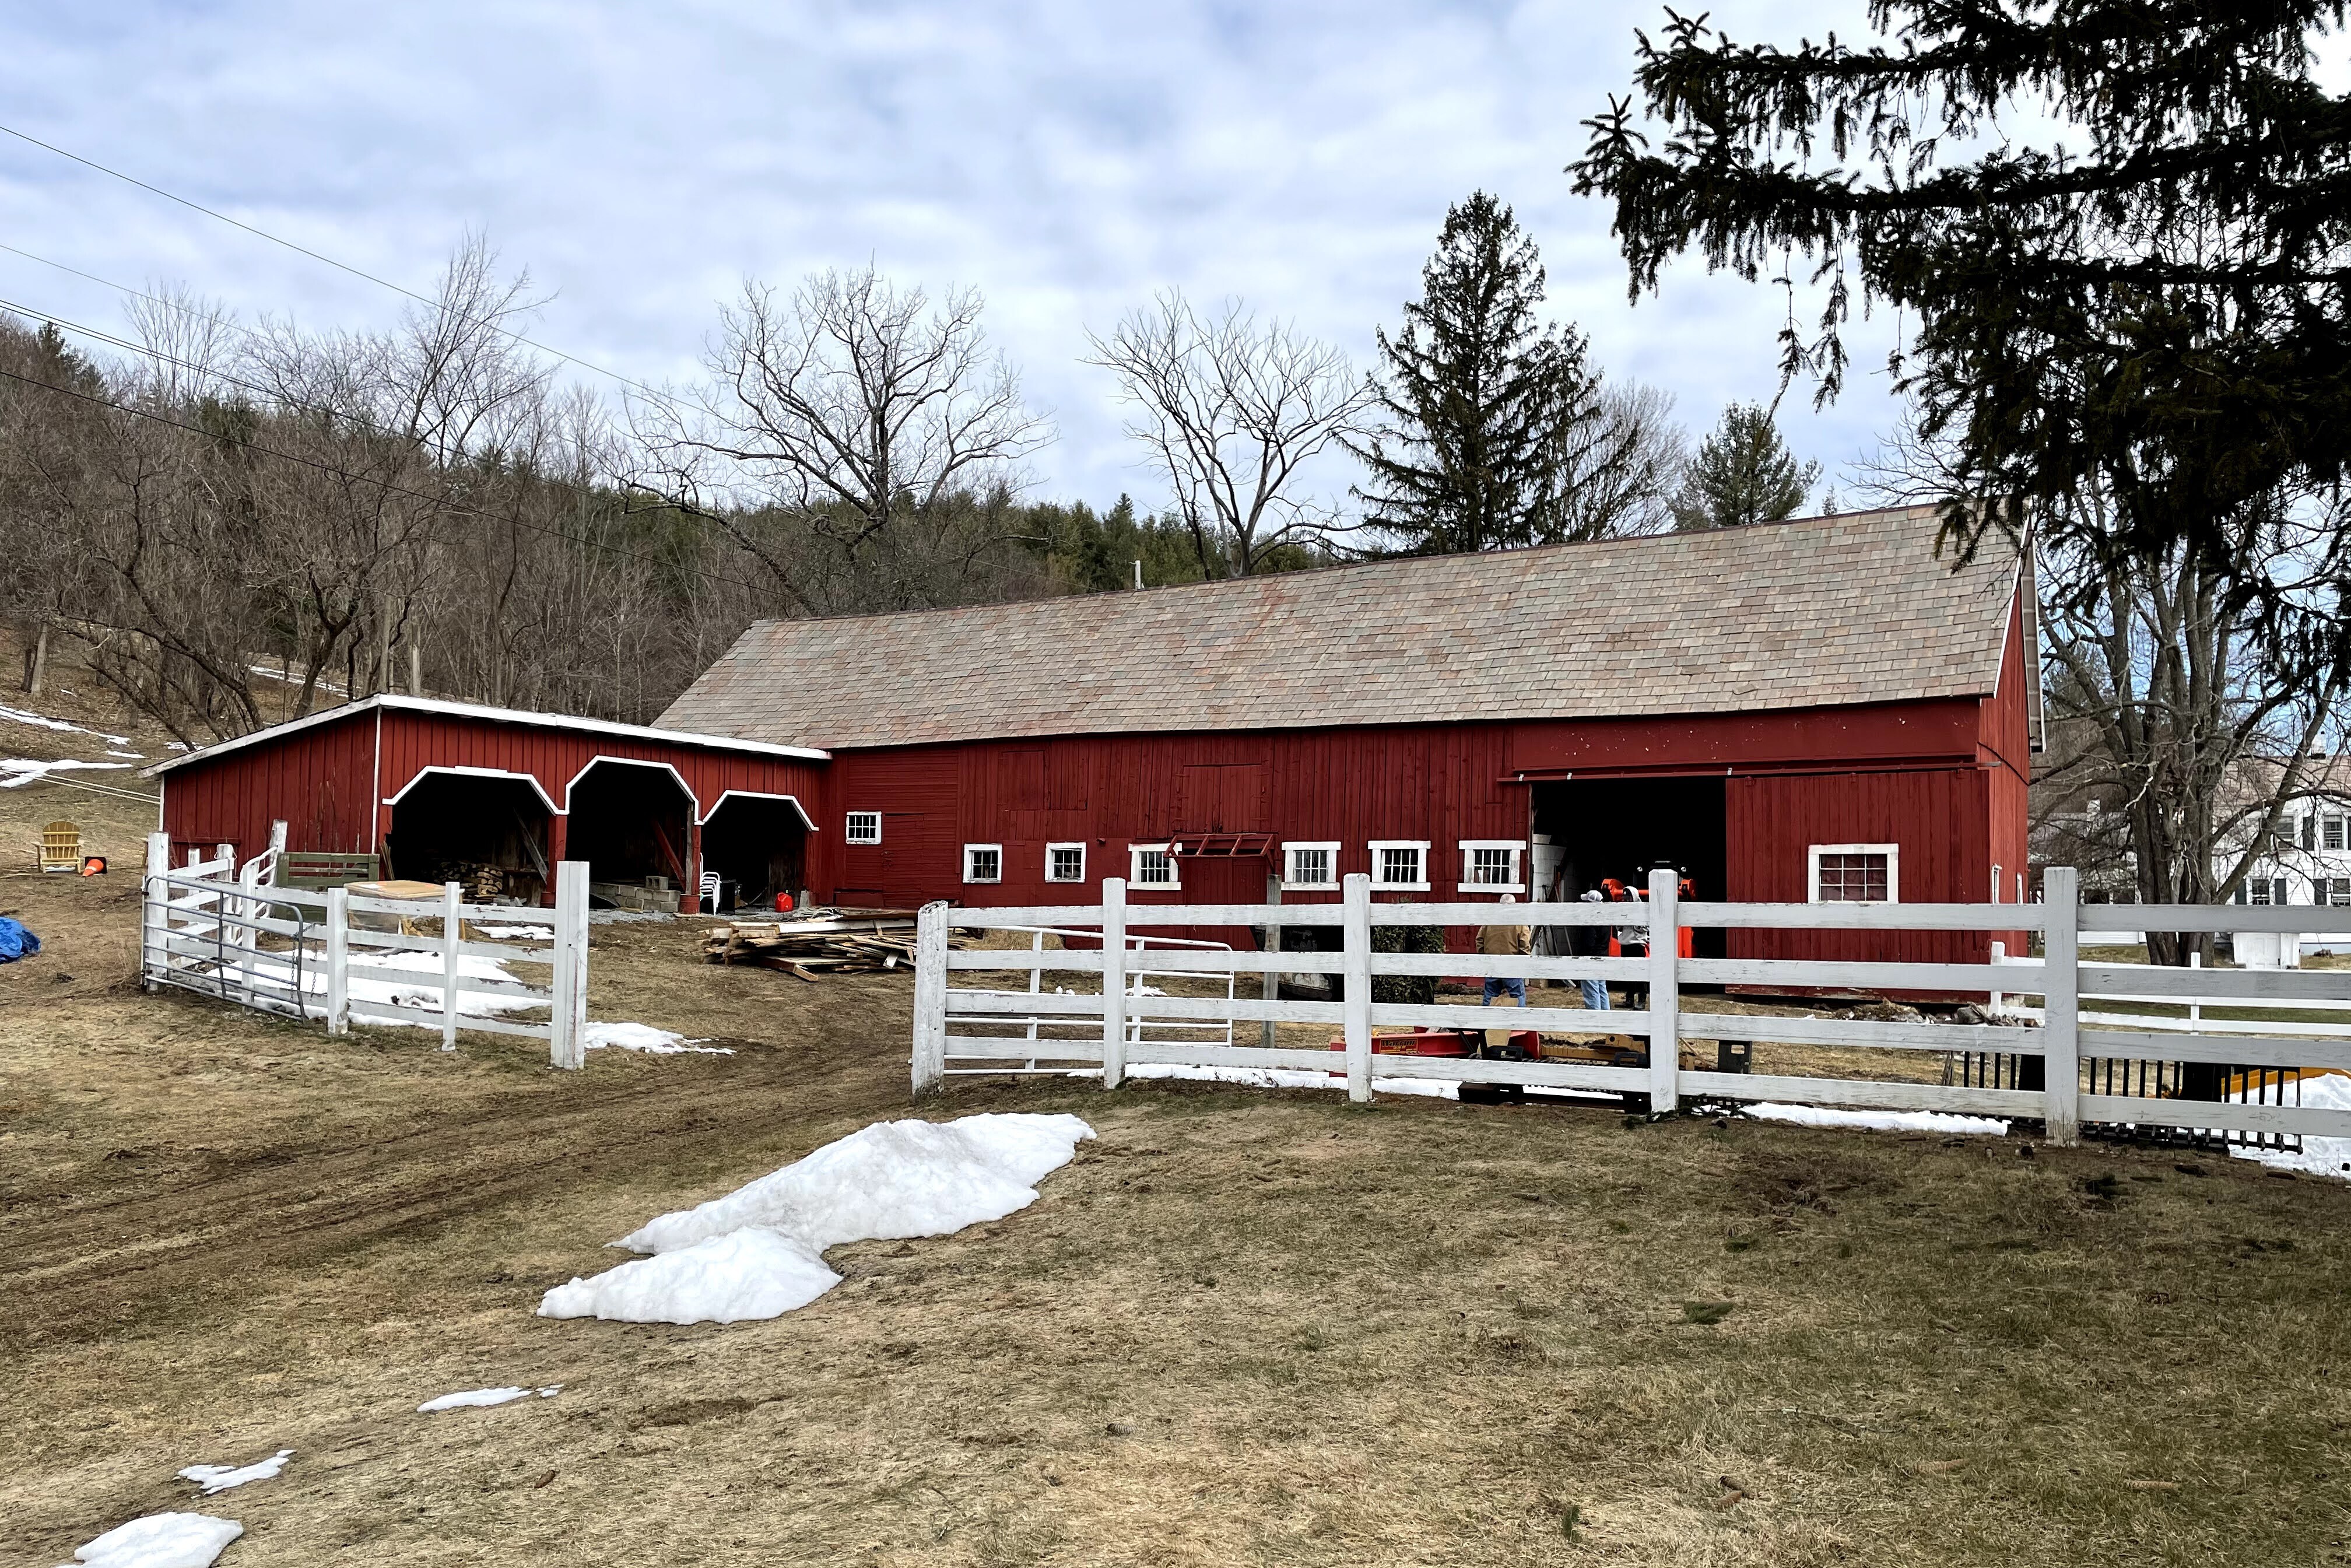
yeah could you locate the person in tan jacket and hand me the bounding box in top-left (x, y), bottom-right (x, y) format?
top-left (1479, 892), bottom-right (1532, 1006)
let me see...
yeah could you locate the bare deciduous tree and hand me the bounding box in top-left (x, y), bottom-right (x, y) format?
top-left (636, 266), bottom-right (1052, 614)
top-left (1087, 292), bottom-right (1373, 578)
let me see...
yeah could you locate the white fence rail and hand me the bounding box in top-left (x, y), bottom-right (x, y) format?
top-left (140, 832), bottom-right (592, 1068)
top-left (910, 868), bottom-right (2351, 1150)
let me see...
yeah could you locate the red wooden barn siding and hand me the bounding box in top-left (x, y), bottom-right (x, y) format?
top-left (816, 725), bottom-right (1525, 943)
top-left (161, 708), bottom-right (380, 864)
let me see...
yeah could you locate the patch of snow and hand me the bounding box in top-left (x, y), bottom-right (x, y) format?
top-left (2230, 1070), bottom-right (2351, 1180)
top-left (0, 703), bottom-right (131, 746)
top-left (590, 909), bottom-right (671, 925)
top-left (581, 1021), bottom-right (731, 1055)
top-left (106, 749), bottom-right (145, 760)
top-left (473, 922), bottom-right (552, 939)
top-left (177, 1448), bottom-right (292, 1495)
top-left (1110, 1062), bottom-right (1462, 1099)
top-left (58, 1513), bottom-right (242, 1568)
top-left (1, 757), bottom-right (132, 789)
top-left (539, 1112), bottom-right (1094, 1325)
top-left (1742, 1102), bottom-right (2009, 1136)
top-left (416, 1385), bottom-right (550, 1412)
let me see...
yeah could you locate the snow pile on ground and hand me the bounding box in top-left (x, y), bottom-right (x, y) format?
top-left (539, 1113), bottom-right (1094, 1325)
top-left (177, 1448), bottom-right (292, 1494)
top-left (57, 1513), bottom-right (242, 1568)
top-left (2231, 1070), bottom-right (2351, 1180)
top-left (472, 923), bottom-right (552, 939)
top-left (0, 703), bottom-right (131, 745)
top-left (1, 757), bottom-right (132, 789)
top-left (582, 1021), bottom-right (731, 1055)
top-left (1114, 1062), bottom-right (1461, 1099)
top-left (416, 1385), bottom-right (559, 1412)
top-left (1742, 1102), bottom-right (2009, 1136)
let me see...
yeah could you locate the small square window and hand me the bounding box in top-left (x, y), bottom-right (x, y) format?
top-left (963, 844), bottom-right (1002, 884)
top-left (1810, 843), bottom-right (1897, 903)
top-left (2329, 876), bottom-right (2351, 907)
top-left (1282, 841), bottom-right (1339, 890)
top-left (1045, 843), bottom-right (1086, 883)
top-left (1457, 840), bottom-right (1523, 892)
top-left (845, 811), bottom-right (881, 844)
top-left (1369, 841), bottom-right (1428, 890)
top-left (1130, 844), bottom-right (1179, 888)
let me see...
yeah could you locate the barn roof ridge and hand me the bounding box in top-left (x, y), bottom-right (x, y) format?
top-left (659, 503), bottom-right (2027, 752)
top-left (142, 693), bottom-right (833, 780)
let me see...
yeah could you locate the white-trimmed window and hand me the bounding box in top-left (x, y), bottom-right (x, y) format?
top-left (1282, 841), bottom-right (1340, 890)
top-left (1809, 843), bottom-right (1898, 903)
top-left (1457, 840), bottom-right (1524, 893)
top-left (2328, 877), bottom-right (2351, 907)
top-left (1130, 843), bottom-right (1180, 888)
top-left (1045, 842), bottom-right (1086, 883)
top-left (845, 811), bottom-right (882, 844)
top-left (963, 843), bottom-right (1002, 884)
top-left (2328, 815), bottom-right (2348, 852)
top-left (1369, 840), bottom-right (1430, 892)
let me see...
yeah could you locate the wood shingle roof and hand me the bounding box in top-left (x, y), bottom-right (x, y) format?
top-left (657, 505), bottom-right (2023, 750)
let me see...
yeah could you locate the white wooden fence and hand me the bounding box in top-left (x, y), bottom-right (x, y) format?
top-left (140, 832), bottom-right (592, 1068)
top-left (911, 867), bottom-right (2351, 1150)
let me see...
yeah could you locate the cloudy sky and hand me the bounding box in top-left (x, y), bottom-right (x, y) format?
top-left (1, 0), bottom-right (1901, 513)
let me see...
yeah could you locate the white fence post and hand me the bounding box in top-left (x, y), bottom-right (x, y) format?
top-left (325, 886), bottom-right (350, 1035)
top-left (440, 881), bottom-right (463, 1052)
top-left (911, 900), bottom-right (949, 1095)
top-left (2189, 949), bottom-right (2202, 1027)
top-left (142, 830), bottom-right (170, 990)
top-left (1988, 940), bottom-right (2006, 1013)
top-left (549, 861), bottom-right (589, 1069)
top-left (1100, 879), bottom-right (1129, 1088)
top-left (1647, 868), bottom-right (1680, 1117)
top-left (1342, 872), bottom-right (1372, 1104)
top-left (237, 859), bottom-right (261, 955)
top-left (1262, 871), bottom-right (1282, 1053)
top-left (2041, 864), bottom-right (2081, 1145)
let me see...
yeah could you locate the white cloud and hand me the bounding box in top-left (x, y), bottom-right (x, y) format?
top-left (0, 0), bottom-right (1903, 515)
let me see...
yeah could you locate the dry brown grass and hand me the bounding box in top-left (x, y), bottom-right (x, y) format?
top-left (5, 672), bottom-right (2350, 1565)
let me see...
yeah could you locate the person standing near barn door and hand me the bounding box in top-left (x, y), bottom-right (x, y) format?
top-left (1570, 889), bottom-right (1612, 1011)
top-left (1479, 893), bottom-right (1531, 1006)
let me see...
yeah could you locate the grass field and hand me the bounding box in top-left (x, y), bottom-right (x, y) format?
top-left (5, 670), bottom-right (2350, 1566)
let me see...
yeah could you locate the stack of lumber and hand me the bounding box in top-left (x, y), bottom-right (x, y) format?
top-left (704, 909), bottom-right (962, 980)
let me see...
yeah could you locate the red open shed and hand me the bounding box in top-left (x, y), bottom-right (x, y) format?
top-left (150, 696), bottom-right (829, 913)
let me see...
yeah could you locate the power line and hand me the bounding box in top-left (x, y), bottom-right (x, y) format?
top-left (0, 121), bottom-right (670, 402)
top-left (0, 345), bottom-right (772, 600)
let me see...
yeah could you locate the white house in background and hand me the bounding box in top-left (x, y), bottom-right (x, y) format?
top-left (2219, 786), bottom-right (2351, 961)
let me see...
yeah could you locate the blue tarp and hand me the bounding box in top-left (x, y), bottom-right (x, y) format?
top-left (0, 916), bottom-right (38, 962)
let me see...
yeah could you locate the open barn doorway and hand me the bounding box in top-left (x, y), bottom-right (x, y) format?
top-left (384, 770), bottom-right (555, 903)
top-left (567, 759), bottom-right (694, 910)
top-left (699, 792), bottom-right (811, 913)
top-left (1531, 774), bottom-right (1728, 960)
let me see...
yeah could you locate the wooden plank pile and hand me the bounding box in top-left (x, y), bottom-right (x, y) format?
top-left (704, 909), bottom-right (963, 981)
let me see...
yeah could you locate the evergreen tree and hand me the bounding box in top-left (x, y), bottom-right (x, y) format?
top-left (1669, 403), bottom-right (1819, 530)
top-left (1352, 192), bottom-right (1595, 553)
top-left (1572, 2), bottom-right (2351, 629)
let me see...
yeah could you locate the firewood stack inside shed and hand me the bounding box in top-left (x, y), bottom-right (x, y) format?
top-left (703, 910), bottom-right (969, 981)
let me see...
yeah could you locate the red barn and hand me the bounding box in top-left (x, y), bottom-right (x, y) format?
top-left (152, 506), bottom-right (2038, 964)
top-left (661, 505), bottom-right (2040, 963)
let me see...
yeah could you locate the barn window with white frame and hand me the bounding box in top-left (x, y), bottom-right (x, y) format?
top-left (1810, 843), bottom-right (1897, 903)
top-left (845, 811), bottom-right (881, 844)
top-left (1370, 841), bottom-right (1429, 889)
top-left (963, 844), bottom-right (1002, 883)
top-left (1045, 843), bottom-right (1086, 883)
top-left (1130, 844), bottom-right (1179, 887)
top-left (1458, 840), bottom-right (1522, 891)
top-left (1283, 842), bottom-right (1338, 889)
